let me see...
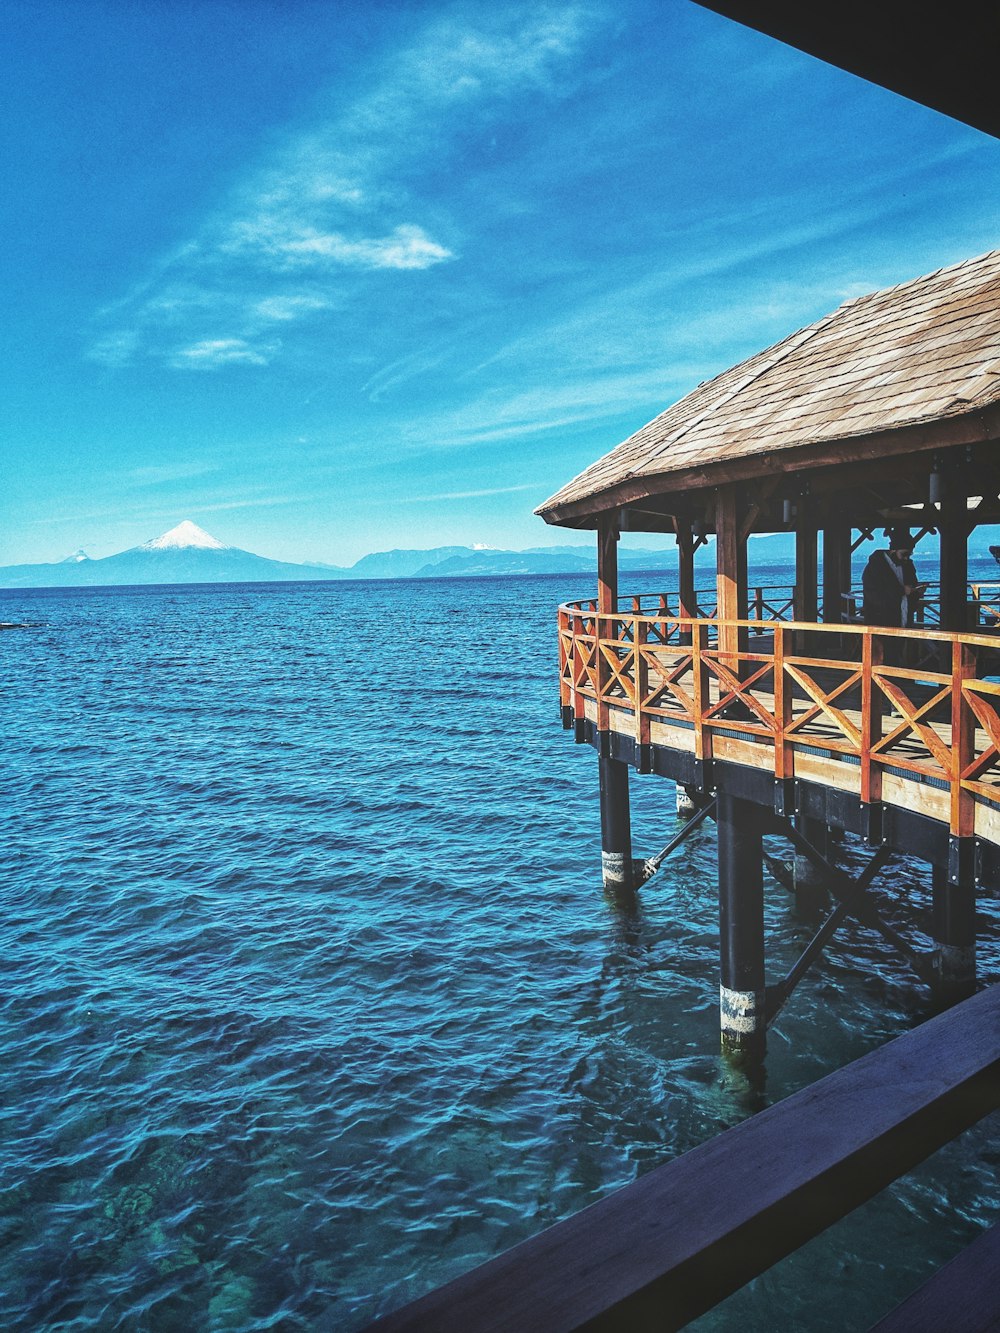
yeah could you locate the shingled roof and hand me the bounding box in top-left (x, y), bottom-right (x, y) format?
top-left (538, 248), bottom-right (1000, 525)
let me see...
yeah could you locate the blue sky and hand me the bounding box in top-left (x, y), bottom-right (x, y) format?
top-left (3, 0), bottom-right (999, 566)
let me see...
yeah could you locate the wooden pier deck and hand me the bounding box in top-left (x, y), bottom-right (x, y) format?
top-left (559, 600), bottom-right (1000, 876)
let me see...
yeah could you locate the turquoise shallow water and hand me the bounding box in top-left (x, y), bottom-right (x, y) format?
top-left (2, 571), bottom-right (998, 1331)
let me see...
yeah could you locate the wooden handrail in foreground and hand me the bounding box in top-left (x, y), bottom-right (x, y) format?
top-left (364, 986), bottom-right (1000, 1332)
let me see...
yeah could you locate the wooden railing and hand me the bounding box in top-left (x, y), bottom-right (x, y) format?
top-left (618, 583), bottom-right (1000, 627)
top-left (620, 586), bottom-right (792, 622)
top-left (558, 602), bottom-right (1000, 840)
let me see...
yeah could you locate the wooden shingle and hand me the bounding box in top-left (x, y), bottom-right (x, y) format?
top-left (539, 249), bottom-right (1000, 524)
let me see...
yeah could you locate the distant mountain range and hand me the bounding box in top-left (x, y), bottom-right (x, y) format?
top-left (0, 519), bottom-right (695, 589)
top-left (4, 521), bottom-right (997, 590)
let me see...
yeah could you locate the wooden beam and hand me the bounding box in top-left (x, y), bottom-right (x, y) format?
top-left (822, 522), bottom-right (850, 624)
top-left (940, 470), bottom-right (970, 632)
top-left (677, 527), bottom-right (696, 620)
top-left (794, 505), bottom-right (818, 623)
top-left (739, 477), bottom-right (781, 542)
top-left (597, 516), bottom-right (619, 615)
top-left (365, 986), bottom-right (1000, 1333)
top-left (871, 1222), bottom-right (1000, 1332)
top-left (714, 487), bottom-right (746, 660)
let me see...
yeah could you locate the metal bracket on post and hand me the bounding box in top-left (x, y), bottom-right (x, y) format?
top-left (598, 729), bottom-right (613, 759)
top-left (561, 705), bottom-right (574, 731)
top-left (692, 758), bottom-right (711, 796)
top-left (574, 716), bottom-right (586, 744)
top-left (860, 801), bottom-right (883, 848)
top-left (948, 835), bottom-right (976, 887)
top-left (773, 778), bottom-right (796, 819)
top-left (636, 743), bottom-right (652, 775)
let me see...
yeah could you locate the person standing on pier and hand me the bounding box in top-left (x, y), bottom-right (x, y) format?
top-left (862, 528), bottom-right (925, 628)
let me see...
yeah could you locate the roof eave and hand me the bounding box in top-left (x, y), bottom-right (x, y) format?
top-left (537, 402), bottom-right (1000, 527)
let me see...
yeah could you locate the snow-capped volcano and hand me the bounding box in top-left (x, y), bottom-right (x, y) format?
top-left (140, 520), bottom-right (228, 551)
top-left (0, 520), bottom-right (342, 586)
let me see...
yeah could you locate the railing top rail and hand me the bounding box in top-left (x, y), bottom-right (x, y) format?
top-left (558, 601), bottom-right (1000, 650)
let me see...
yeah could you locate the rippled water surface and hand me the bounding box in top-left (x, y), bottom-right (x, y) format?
top-left (3, 573), bottom-right (999, 1330)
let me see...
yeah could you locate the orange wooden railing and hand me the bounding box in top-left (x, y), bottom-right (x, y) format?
top-left (617, 583), bottom-right (1000, 628)
top-left (558, 601), bottom-right (1000, 840)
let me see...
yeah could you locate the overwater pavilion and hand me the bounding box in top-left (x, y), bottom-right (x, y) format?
top-left (537, 247), bottom-right (1000, 1058)
top-left (368, 14), bottom-right (1000, 1333)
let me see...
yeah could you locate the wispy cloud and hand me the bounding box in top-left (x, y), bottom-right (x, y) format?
top-left (279, 225), bottom-right (452, 270)
top-left (88, 6), bottom-right (598, 371)
top-left (404, 482), bottom-right (539, 502)
top-left (398, 367), bottom-right (706, 454)
top-left (253, 295), bottom-right (331, 322)
top-left (129, 462), bottom-right (221, 486)
top-left (169, 338), bottom-right (277, 370)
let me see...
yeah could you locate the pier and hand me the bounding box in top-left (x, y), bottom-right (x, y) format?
top-left (539, 246), bottom-right (1000, 1058)
top-left (365, 12), bottom-right (1000, 1329)
top-left (560, 598), bottom-right (1000, 1035)
top-left (369, 247), bottom-right (1000, 1333)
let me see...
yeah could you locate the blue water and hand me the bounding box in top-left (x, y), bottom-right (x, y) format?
top-left (2, 573), bottom-right (998, 1331)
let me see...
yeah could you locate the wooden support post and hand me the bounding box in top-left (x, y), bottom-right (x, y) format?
top-left (860, 631), bottom-right (884, 826)
top-left (600, 753), bottom-right (633, 890)
top-left (822, 523), bottom-right (849, 625)
top-left (597, 515), bottom-right (619, 617)
top-left (931, 864), bottom-right (976, 1004)
top-left (717, 791), bottom-right (766, 1060)
top-left (793, 816), bottom-right (830, 909)
top-left (677, 526), bottom-right (695, 646)
top-left (794, 508), bottom-right (818, 624)
top-left (596, 514), bottom-right (633, 890)
top-left (939, 474), bottom-right (969, 632)
top-left (714, 488), bottom-right (747, 686)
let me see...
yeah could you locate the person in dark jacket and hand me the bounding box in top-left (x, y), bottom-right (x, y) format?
top-left (862, 528), bottom-right (925, 628)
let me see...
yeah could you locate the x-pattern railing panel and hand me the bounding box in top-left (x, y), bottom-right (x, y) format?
top-left (782, 661), bottom-right (863, 752)
top-left (961, 678), bottom-right (1000, 796)
top-left (870, 667), bottom-right (954, 780)
top-left (701, 654), bottom-right (778, 735)
top-left (642, 649), bottom-right (698, 720)
top-left (560, 598), bottom-right (1000, 837)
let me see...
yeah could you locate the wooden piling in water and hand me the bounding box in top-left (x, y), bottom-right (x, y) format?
top-left (793, 814), bottom-right (830, 907)
top-left (931, 863), bottom-right (977, 1002)
top-left (717, 791), bottom-right (766, 1060)
top-left (599, 753), bottom-right (634, 890)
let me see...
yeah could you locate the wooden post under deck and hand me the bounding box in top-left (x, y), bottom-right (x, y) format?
top-left (931, 864), bottom-right (976, 1003)
top-left (597, 514), bottom-right (633, 890)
